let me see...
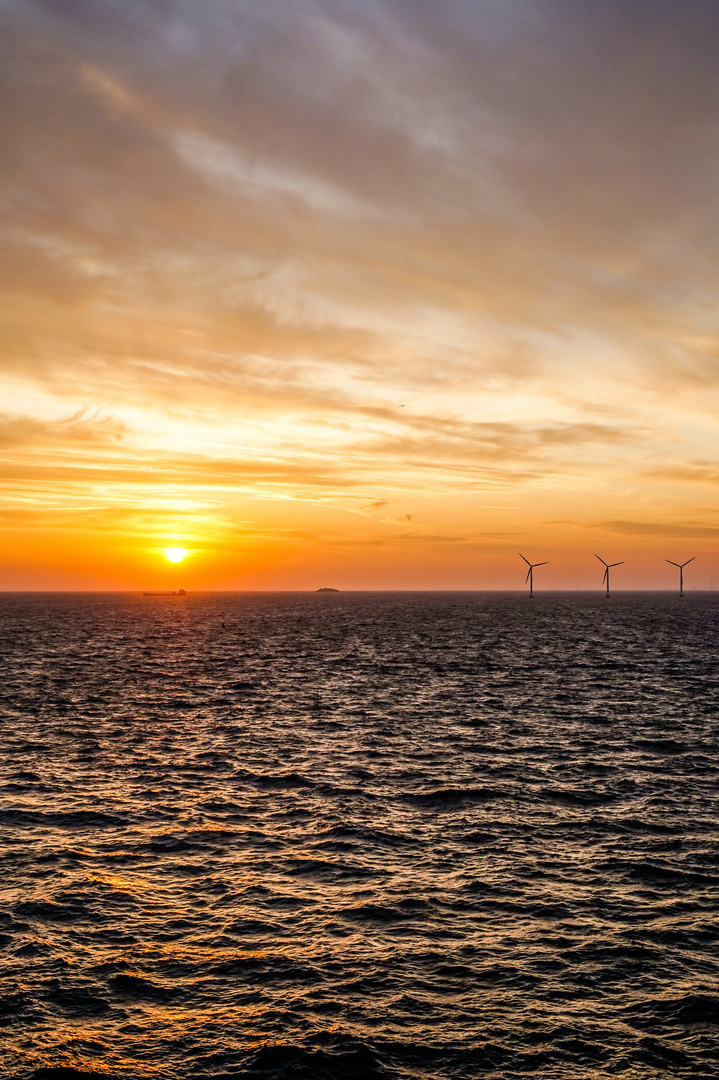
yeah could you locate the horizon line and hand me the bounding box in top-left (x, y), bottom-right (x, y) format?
top-left (0, 588), bottom-right (715, 595)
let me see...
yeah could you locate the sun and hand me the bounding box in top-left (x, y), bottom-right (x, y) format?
top-left (164, 547), bottom-right (187, 563)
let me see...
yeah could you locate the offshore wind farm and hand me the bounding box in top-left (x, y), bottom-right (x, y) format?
top-left (666, 557), bottom-right (696, 597)
top-left (136, 550), bottom-right (705, 598)
top-left (595, 555), bottom-right (625, 598)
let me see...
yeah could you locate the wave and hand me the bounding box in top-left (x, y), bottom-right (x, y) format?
top-left (0, 809), bottom-right (124, 828)
top-left (401, 785), bottom-right (501, 807)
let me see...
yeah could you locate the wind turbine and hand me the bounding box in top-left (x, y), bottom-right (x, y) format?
top-left (595, 554), bottom-right (624, 597)
top-left (666, 556), bottom-right (694, 596)
top-left (519, 553), bottom-right (548, 598)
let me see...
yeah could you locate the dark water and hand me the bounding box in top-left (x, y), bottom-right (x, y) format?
top-left (1, 591), bottom-right (718, 1080)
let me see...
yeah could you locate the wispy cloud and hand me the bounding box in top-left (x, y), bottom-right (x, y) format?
top-left (585, 520), bottom-right (719, 539)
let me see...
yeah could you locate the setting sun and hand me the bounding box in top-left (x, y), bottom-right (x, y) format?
top-left (164, 548), bottom-right (188, 564)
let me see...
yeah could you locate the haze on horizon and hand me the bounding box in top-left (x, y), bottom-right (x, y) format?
top-left (2, 0), bottom-right (719, 591)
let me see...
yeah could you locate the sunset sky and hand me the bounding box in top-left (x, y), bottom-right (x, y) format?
top-left (2, 0), bottom-right (719, 590)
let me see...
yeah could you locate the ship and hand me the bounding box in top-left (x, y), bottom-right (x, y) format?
top-left (143, 589), bottom-right (187, 596)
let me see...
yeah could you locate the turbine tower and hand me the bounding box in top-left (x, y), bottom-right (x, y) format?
top-left (595, 554), bottom-right (624, 597)
top-left (519, 553), bottom-right (548, 598)
top-left (666, 557), bottom-right (694, 597)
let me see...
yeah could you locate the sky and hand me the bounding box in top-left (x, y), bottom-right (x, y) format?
top-left (2, 0), bottom-right (719, 590)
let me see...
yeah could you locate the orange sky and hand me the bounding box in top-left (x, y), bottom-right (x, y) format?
top-left (2, 1), bottom-right (719, 590)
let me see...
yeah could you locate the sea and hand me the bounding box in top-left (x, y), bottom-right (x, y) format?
top-left (1, 591), bottom-right (718, 1080)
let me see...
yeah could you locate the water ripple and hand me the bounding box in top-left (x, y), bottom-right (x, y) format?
top-left (1, 591), bottom-right (718, 1078)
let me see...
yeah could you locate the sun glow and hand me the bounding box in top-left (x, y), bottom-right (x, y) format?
top-left (164, 548), bottom-right (188, 563)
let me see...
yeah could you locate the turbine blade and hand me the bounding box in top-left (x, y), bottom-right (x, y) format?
top-left (602, 568), bottom-right (608, 583)
top-left (666, 560), bottom-right (680, 567)
top-left (595, 554), bottom-right (608, 566)
top-left (683, 557), bottom-right (695, 567)
top-left (525, 568), bottom-right (531, 584)
top-left (534, 562), bottom-right (548, 567)
top-left (609, 562), bottom-right (625, 567)
top-left (518, 553), bottom-right (531, 566)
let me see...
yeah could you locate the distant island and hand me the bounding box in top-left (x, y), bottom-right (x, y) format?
top-left (316, 587), bottom-right (339, 592)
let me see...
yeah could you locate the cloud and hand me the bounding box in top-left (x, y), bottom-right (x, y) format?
top-left (171, 130), bottom-right (383, 221)
top-left (644, 463), bottom-right (719, 487)
top-left (587, 519), bottom-right (719, 539)
top-left (357, 500), bottom-right (389, 516)
top-left (0, 410), bottom-right (127, 449)
top-left (2, 1), bottom-right (719, 577)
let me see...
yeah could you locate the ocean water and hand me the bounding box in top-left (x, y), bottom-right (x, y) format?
top-left (1, 591), bottom-right (718, 1080)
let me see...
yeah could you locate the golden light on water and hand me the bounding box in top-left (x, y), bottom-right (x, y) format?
top-left (164, 548), bottom-right (188, 564)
